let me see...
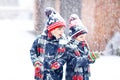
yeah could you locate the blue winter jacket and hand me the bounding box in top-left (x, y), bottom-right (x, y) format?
top-left (30, 33), bottom-right (67, 80)
top-left (66, 39), bottom-right (94, 80)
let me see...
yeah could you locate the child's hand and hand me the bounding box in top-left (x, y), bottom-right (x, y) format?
top-left (74, 51), bottom-right (80, 56)
top-left (72, 75), bottom-right (83, 80)
top-left (51, 62), bottom-right (60, 69)
top-left (88, 51), bottom-right (100, 62)
top-left (34, 62), bottom-right (43, 79)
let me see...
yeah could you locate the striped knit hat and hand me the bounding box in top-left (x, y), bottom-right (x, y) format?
top-left (69, 14), bottom-right (88, 39)
top-left (45, 7), bottom-right (66, 32)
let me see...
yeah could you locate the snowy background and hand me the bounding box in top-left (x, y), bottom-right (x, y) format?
top-left (0, 0), bottom-right (120, 80)
top-left (0, 19), bottom-right (120, 80)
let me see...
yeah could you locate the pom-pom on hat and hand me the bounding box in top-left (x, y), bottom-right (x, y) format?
top-left (45, 7), bottom-right (66, 32)
top-left (69, 14), bottom-right (88, 39)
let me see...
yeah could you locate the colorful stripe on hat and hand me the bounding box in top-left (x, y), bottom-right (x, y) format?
top-left (47, 21), bottom-right (65, 32)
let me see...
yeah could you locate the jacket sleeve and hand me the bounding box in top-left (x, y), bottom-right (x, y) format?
top-left (53, 38), bottom-right (68, 67)
top-left (30, 38), bottom-right (40, 65)
top-left (76, 54), bottom-right (95, 67)
top-left (76, 55), bottom-right (89, 67)
top-left (56, 49), bottom-right (67, 68)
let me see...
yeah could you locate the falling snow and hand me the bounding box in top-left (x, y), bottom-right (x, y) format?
top-left (0, 20), bottom-right (120, 80)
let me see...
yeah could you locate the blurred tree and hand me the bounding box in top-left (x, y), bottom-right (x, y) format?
top-left (34, 0), bottom-right (58, 34)
top-left (94, 0), bottom-right (120, 51)
top-left (81, 0), bottom-right (120, 51)
top-left (34, 0), bottom-right (45, 34)
top-left (60, 0), bottom-right (82, 34)
top-left (33, 0), bottom-right (120, 51)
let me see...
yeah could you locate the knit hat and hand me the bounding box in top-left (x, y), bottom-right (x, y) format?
top-left (45, 7), bottom-right (66, 32)
top-left (69, 14), bottom-right (88, 39)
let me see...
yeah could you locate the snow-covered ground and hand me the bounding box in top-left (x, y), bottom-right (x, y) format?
top-left (90, 55), bottom-right (120, 80)
top-left (0, 20), bottom-right (35, 80)
top-left (0, 20), bottom-right (120, 80)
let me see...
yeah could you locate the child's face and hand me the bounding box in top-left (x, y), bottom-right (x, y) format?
top-left (75, 34), bottom-right (86, 42)
top-left (51, 26), bottom-right (64, 39)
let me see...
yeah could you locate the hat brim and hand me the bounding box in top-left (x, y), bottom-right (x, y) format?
top-left (47, 21), bottom-right (65, 32)
top-left (72, 30), bottom-right (87, 39)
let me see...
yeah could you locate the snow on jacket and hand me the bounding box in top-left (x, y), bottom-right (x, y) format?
top-left (30, 33), bottom-right (67, 80)
top-left (65, 39), bottom-right (94, 80)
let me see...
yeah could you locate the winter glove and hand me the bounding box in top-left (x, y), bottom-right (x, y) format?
top-left (51, 62), bottom-right (60, 69)
top-left (72, 75), bottom-right (83, 80)
top-left (74, 51), bottom-right (81, 56)
top-left (88, 52), bottom-right (100, 62)
top-left (34, 62), bottom-right (43, 79)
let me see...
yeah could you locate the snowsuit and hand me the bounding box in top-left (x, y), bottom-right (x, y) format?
top-left (66, 39), bottom-right (94, 80)
top-left (30, 33), bottom-right (67, 80)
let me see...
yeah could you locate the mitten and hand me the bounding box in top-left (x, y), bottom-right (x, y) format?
top-left (88, 52), bottom-right (100, 62)
top-left (74, 51), bottom-right (80, 56)
top-left (34, 62), bottom-right (43, 79)
top-left (72, 75), bottom-right (83, 80)
top-left (51, 62), bottom-right (60, 69)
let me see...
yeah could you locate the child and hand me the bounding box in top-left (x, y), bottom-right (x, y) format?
top-left (65, 14), bottom-right (99, 80)
top-left (30, 7), bottom-right (67, 80)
